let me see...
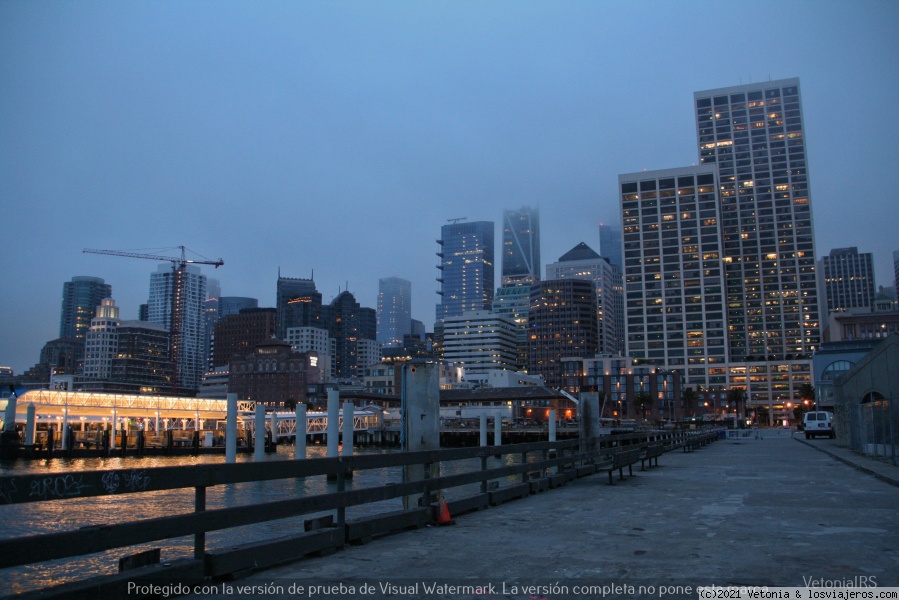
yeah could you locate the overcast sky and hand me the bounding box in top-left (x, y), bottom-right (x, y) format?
top-left (1, 1), bottom-right (897, 374)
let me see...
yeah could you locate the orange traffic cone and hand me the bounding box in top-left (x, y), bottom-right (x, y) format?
top-left (436, 494), bottom-right (454, 526)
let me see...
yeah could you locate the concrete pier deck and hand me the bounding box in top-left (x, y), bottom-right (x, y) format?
top-left (186, 429), bottom-right (899, 599)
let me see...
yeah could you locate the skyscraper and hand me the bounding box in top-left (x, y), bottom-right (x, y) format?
top-left (148, 263), bottom-right (208, 392)
top-left (59, 276), bottom-right (112, 343)
top-left (377, 277), bottom-right (412, 348)
top-left (276, 275), bottom-right (322, 339)
top-left (436, 220), bottom-right (495, 323)
top-left (546, 242), bottom-right (623, 357)
top-left (501, 206), bottom-right (540, 285)
top-left (442, 311), bottom-right (518, 374)
top-left (819, 247), bottom-right (876, 315)
top-left (324, 290), bottom-right (377, 381)
top-left (694, 78), bottom-right (820, 415)
top-left (618, 167), bottom-right (728, 390)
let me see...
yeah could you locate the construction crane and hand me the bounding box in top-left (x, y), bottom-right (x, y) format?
top-left (83, 246), bottom-right (223, 395)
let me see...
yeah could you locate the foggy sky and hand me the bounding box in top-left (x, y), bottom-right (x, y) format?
top-left (2, 1), bottom-right (897, 374)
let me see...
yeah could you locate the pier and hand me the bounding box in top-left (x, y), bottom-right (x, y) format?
top-left (1, 428), bottom-right (708, 598)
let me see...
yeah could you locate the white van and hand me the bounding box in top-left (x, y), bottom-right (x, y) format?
top-left (803, 411), bottom-right (834, 439)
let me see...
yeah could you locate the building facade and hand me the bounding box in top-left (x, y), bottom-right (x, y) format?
top-left (598, 223), bottom-right (623, 271)
top-left (501, 206), bottom-right (541, 286)
top-left (212, 308), bottom-right (277, 368)
top-left (228, 339), bottom-right (320, 408)
top-left (148, 264), bottom-right (207, 393)
top-left (546, 242), bottom-right (623, 356)
top-left (82, 298), bottom-right (121, 380)
top-left (59, 276), bottom-right (112, 343)
top-left (560, 355), bottom-right (683, 422)
top-left (819, 247), bottom-right (876, 316)
top-left (285, 326), bottom-right (335, 382)
top-left (619, 167), bottom-right (729, 391)
top-left (492, 284), bottom-right (531, 371)
top-left (527, 279), bottom-right (598, 389)
top-left (436, 220), bottom-right (495, 323)
top-left (442, 310), bottom-right (519, 375)
top-left (377, 276), bottom-right (412, 348)
top-left (694, 78), bottom-right (821, 411)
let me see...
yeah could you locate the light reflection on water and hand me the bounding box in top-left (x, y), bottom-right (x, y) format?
top-left (0, 443), bottom-right (528, 595)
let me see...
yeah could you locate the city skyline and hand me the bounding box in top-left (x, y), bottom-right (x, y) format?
top-left (2, 2), bottom-right (897, 374)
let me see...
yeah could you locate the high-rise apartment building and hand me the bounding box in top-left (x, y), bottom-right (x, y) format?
top-left (442, 310), bottom-right (518, 375)
top-left (436, 220), bottom-right (495, 323)
top-left (546, 242), bottom-right (623, 357)
top-left (694, 78), bottom-right (820, 415)
top-left (618, 167), bottom-right (729, 390)
top-left (276, 275), bottom-right (322, 339)
top-left (59, 276), bottom-right (112, 343)
top-left (82, 298), bottom-right (121, 380)
top-left (527, 279), bottom-right (598, 388)
top-left (819, 247), bottom-right (876, 315)
top-left (148, 263), bottom-right (207, 393)
top-left (377, 277), bottom-right (412, 348)
top-left (501, 207), bottom-right (540, 286)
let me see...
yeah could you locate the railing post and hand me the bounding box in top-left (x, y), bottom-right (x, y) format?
top-left (480, 454), bottom-right (488, 493)
top-left (521, 450), bottom-right (528, 484)
top-left (423, 462), bottom-right (432, 508)
top-left (194, 485), bottom-right (206, 560)
top-left (336, 466), bottom-right (346, 527)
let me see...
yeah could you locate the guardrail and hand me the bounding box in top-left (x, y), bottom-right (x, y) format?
top-left (0, 428), bottom-right (719, 599)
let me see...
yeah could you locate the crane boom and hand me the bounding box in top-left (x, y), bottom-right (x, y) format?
top-left (83, 246), bottom-right (224, 268)
top-left (82, 246), bottom-right (223, 396)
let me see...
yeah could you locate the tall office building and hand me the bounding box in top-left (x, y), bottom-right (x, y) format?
top-left (694, 78), bottom-right (820, 414)
top-left (442, 311), bottom-right (518, 374)
top-left (324, 290), bottom-right (377, 381)
top-left (276, 275), bottom-right (322, 339)
top-left (492, 285), bottom-right (531, 370)
top-left (546, 242), bottom-right (623, 356)
top-left (148, 263), bottom-right (208, 393)
top-left (59, 276), bottom-right (112, 343)
top-left (819, 247), bottom-right (876, 315)
top-left (618, 167), bottom-right (729, 390)
top-left (598, 223), bottom-right (623, 271)
top-left (501, 207), bottom-right (540, 286)
top-left (436, 220), bottom-right (495, 323)
top-left (527, 279), bottom-right (598, 388)
top-left (219, 297), bottom-right (259, 319)
top-left (377, 277), bottom-right (412, 348)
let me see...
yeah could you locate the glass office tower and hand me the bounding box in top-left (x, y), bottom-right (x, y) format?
top-left (436, 220), bottom-right (495, 323)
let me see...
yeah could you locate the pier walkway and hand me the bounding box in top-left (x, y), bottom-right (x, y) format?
top-left (186, 429), bottom-right (899, 599)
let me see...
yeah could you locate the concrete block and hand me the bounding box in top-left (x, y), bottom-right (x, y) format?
top-left (488, 483), bottom-right (530, 506)
top-left (345, 508), bottom-right (431, 542)
top-left (446, 493), bottom-right (489, 516)
top-left (204, 528), bottom-right (344, 578)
